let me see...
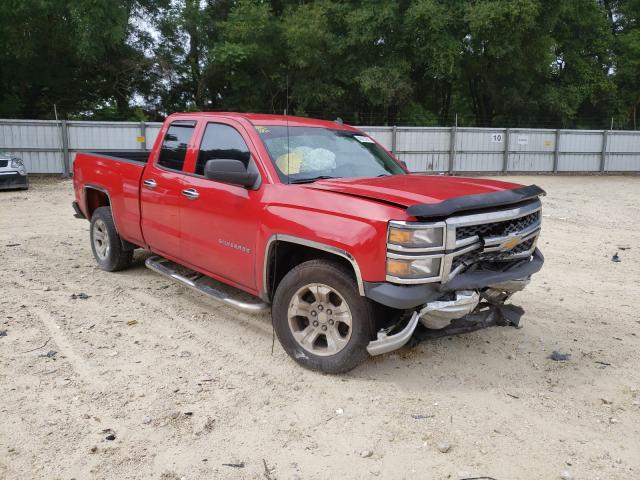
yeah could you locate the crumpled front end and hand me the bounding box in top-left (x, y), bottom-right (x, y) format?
top-left (365, 186), bottom-right (545, 356)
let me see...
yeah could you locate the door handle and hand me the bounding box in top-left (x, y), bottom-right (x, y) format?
top-left (182, 188), bottom-right (199, 200)
top-left (143, 178), bottom-right (157, 189)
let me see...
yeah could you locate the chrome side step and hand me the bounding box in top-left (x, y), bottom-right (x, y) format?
top-left (145, 256), bottom-right (270, 314)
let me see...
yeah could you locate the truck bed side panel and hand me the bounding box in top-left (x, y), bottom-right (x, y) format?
top-left (73, 153), bottom-right (146, 246)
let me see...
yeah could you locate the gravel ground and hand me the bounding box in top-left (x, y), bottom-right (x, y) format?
top-left (1, 175), bottom-right (639, 480)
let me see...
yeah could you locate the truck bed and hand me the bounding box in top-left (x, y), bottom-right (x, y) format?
top-left (73, 151), bottom-right (148, 246)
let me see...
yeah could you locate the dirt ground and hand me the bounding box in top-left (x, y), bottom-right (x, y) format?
top-left (0, 175), bottom-right (639, 480)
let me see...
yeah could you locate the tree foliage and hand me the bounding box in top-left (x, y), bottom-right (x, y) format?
top-left (0, 0), bottom-right (638, 128)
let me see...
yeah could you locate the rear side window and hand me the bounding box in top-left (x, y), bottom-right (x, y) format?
top-left (157, 122), bottom-right (195, 171)
top-left (196, 123), bottom-right (252, 176)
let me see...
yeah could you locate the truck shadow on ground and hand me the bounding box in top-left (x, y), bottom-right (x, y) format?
top-left (125, 250), bottom-right (575, 395)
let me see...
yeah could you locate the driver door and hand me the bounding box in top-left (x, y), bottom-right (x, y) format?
top-left (179, 121), bottom-right (263, 291)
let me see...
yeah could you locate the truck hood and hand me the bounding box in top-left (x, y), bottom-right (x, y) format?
top-left (305, 174), bottom-right (524, 209)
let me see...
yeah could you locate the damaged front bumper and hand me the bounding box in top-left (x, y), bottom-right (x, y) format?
top-left (0, 171), bottom-right (29, 190)
top-left (365, 249), bottom-right (544, 356)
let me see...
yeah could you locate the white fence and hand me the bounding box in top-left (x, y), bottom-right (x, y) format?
top-left (0, 119), bottom-right (639, 174)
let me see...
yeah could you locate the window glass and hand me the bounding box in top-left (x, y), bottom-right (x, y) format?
top-left (196, 123), bottom-right (252, 176)
top-left (256, 126), bottom-right (405, 183)
top-left (157, 122), bottom-right (195, 171)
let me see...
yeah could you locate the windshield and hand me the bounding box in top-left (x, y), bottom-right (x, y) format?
top-left (256, 126), bottom-right (405, 183)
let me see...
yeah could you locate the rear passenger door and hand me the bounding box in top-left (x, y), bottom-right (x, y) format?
top-left (140, 120), bottom-right (196, 259)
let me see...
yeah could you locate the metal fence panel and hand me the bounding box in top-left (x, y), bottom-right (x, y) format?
top-left (606, 132), bottom-right (640, 171)
top-left (509, 153), bottom-right (554, 172)
top-left (561, 130), bottom-right (603, 153)
top-left (0, 120), bottom-right (63, 173)
top-left (145, 123), bottom-right (164, 150)
top-left (358, 127), bottom-right (393, 157)
top-left (558, 154), bottom-right (601, 172)
top-left (0, 120), bottom-right (61, 149)
top-left (397, 152), bottom-right (449, 172)
top-left (457, 128), bottom-right (507, 153)
top-left (509, 129), bottom-right (556, 152)
top-left (396, 127), bottom-right (450, 152)
top-left (1, 119), bottom-right (639, 174)
top-left (456, 152), bottom-right (504, 171)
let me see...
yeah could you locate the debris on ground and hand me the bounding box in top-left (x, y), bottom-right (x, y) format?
top-left (71, 292), bottom-right (91, 300)
top-left (102, 428), bottom-right (116, 441)
top-left (142, 416), bottom-right (152, 425)
top-left (560, 470), bottom-right (573, 480)
top-left (611, 252), bottom-right (621, 263)
top-left (0, 330), bottom-right (7, 337)
top-left (222, 462), bottom-right (245, 468)
top-left (410, 414), bottom-right (433, 419)
top-left (39, 350), bottom-right (57, 359)
top-left (126, 320), bottom-right (138, 326)
top-left (263, 459), bottom-right (275, 480)
top-left (437, 442), bottom-right (451, 453)
top-left (360, 450), bottom-right (373, 458)
top-left (549, 350), bottom-right (571, 361)
top-left (5, 243), bottom-right (21, 247)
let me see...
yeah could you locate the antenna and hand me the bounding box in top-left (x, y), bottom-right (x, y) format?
top-left (286, 74), bottom-right (290, 185)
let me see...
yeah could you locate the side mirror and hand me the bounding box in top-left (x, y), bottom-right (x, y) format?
top-left (399, 160), bottom-right (408, 170)
top-left (204, 159), bottom-right (258, 188)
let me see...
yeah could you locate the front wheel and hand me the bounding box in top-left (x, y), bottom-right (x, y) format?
top-left (272, 259), bottom-right (374, 373)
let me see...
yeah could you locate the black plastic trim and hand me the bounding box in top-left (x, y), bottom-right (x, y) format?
top-left (72, 201), bottom-right (86, 219)
top-left (364, 249), bottom-right (544, 309)
top-left (406, 184), bottom-right (546, 218)
top-left (0, 173), bottom-right (29, 190)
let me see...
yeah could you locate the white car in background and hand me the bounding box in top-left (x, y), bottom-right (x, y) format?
top-left (0, 152), bottom-right (28, 190)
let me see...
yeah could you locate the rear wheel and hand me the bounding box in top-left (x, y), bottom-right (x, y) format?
top-left (90, 206), bottom-right (133, 271)
top-left (272, 259), bottom-right (374, 373)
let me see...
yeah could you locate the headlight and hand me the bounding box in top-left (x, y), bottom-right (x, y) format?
top-left (386, 255), bottom-right (442, 280)
top-left (11, 158), bottom-right (24, 169)
top-left (387, 221), bottom-right (445, 250)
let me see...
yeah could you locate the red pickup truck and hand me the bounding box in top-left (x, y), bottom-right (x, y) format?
top-left (73, 113), bottom-right (544, 373)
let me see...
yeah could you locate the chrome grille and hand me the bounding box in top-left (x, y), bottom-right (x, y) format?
top-left (456, 211), bottom-right (540, 241)
top-left (451, 238), bottom-right (536, 272)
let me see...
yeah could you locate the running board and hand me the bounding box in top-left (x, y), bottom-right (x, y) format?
top-left (145, 256), bottom-right (270, 314)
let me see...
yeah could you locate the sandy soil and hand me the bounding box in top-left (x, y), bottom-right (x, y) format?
top-left (0, 175), bottom-right (639, 480)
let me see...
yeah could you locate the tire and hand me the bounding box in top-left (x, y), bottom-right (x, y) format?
top-left (272, 259), bottom-right (374, 374)
top-left (89, 206), bottom-right (133, 272)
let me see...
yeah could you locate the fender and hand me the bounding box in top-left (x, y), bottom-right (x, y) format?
top-left (263, 234), bottom-right (365, 299)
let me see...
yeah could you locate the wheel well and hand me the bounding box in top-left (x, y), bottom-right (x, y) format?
top-left (85, 187), bottom-right (110, 219)
top-left (265, 240), bottom-right (358, 300)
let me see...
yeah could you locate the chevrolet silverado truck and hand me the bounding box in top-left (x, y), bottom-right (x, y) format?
top-left (72, 113), bottom-right (544, 373)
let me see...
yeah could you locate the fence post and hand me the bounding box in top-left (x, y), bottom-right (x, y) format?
top-left (600, 130), bottom-right (608, 173)
top-left (391, 125), bottom-right (397, 156)
top-left (449, 125), bottom-right (457, 174)
top-left (60, 120), bottom-right (70, 178)
top-left (140, 121), bottom-right (147, 150)
top-left (553, 129), bottom-right (560, 173)
top-left (503, 128), bottom-right (510, 172)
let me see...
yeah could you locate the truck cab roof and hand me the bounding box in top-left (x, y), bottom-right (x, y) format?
top-left (167, 112), bottom-right (359, 131)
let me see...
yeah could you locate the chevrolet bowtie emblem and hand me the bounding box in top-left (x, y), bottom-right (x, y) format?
top-left (501, 237), bottom-right (522, 251)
